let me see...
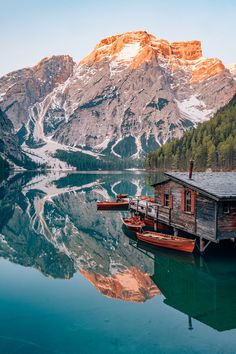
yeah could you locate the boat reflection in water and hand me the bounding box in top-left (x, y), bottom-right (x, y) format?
top-left (133, 240), bottom-right (236, 332)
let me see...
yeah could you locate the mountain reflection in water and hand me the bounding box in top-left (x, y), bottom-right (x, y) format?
top-left (0, 171), bottom-right (158, 302)
top-left (1, 171), bottom-right (236, 332)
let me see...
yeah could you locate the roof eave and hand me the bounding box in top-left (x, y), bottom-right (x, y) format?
top-left (219, 197), bottom-right (236, 202)
top-left (151, 178), bottom-right (170, 188)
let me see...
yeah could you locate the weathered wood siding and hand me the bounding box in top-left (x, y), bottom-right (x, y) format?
top-left (155, 181), bottom-right (217, 240)
top-left (171, 183), bottom-right (196, 234)
top-left (196, 195), bottom-right (216, 241)
top-left (155, 181), bottom-right (196, 235)
top-left (217, 202), bottom-right (236, 239)
top-left (155, 181), bottom-right (172, 224)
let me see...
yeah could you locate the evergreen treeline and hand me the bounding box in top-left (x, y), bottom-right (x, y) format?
top-left (54, 150), bottom-right (143, 170)
top-left (145, 95), bottom-right (236, 171)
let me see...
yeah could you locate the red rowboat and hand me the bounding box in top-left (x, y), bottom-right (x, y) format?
top-left (122, 217), bottom-right (146, 232)
top-left (136, 231), bottom-right (195, 253)
top-left (97, 201), bottom-right (129, 210)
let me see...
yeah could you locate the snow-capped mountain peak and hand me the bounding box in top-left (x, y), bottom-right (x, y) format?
top-left (0, 31), bottom-right (235, 168)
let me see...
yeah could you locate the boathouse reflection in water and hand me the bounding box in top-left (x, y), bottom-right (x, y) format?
top-left (133, 241), bottom-right (236, 332)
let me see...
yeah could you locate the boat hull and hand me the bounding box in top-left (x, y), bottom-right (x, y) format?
top-left (122, 217), bottom-right (146, 232)
top-left (97, 202), bottom-right (129, 210)
top-left (136, 232), bottom-right (195, 253)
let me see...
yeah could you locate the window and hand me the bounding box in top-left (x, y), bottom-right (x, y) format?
top-left (223, 203), bottom-right (230, 214)
top-left (181, 189), bottom-right (196, 214)
top-left (184, 191), bottom-right (192, 213)
top-left (161, 191), bottom-right (172, 209)
top-left (164, 192), bottom-right (170, 207)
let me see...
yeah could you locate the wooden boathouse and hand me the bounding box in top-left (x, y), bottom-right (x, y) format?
top-left (129, 170), bottom-right (236, 252)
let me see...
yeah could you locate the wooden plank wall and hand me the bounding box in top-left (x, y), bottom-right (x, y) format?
top-left (155, 180), bottom-right (219, 240)
top-left (196, 195), bottom-right (216, 240)
top-left (218, 202), bottom-right (236, 239)
top-left (155, 181), bottom-right (196, 234)
top-left (170, 182), bottom-right (196, 235)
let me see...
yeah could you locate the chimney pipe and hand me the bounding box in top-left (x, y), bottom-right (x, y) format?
top-left (189, 160), bottom-right (194, 179)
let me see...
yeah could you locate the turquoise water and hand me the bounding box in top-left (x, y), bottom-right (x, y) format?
top-left (0, 171), bottom-right (236, 354)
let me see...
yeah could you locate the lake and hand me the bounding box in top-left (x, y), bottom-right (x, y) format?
top-left (0, 171), bottom-right (236, 354)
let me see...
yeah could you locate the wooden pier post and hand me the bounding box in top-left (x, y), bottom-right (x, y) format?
top-left (200, 238), bottom-right (205, 254)
top-left (145, 201), bottom-right (148, 217)
top-left (199, 237), bottom-right (211, 254)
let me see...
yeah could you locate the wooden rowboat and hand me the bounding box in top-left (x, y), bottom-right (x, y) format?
top-left (136, 231), bottom-right (195, 253)
top-left (97, 201), bottom-right (129, 210)
top-left (122, 217), bottom-right (146, 232)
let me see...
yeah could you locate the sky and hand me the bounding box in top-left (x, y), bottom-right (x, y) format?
top-left (0, 0), bottom-right (235, 76)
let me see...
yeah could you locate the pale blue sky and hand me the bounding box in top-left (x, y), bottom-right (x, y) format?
top-left (0, 0), bottom-right (235, 76)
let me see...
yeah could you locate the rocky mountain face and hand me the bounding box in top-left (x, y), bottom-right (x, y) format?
top-left (0, 31), bottom-right (235, 167)
top-left (0, 55), bottom-right (75, 130)
top-left (227, 64), bottom-right (236, 80)
top-left (0, 55), bottom-right (75, 168)
top-left (0, 108), bottom-right (32, 168)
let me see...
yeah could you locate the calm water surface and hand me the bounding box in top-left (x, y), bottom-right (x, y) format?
top-left (0, 171), bottom-right (236, 354)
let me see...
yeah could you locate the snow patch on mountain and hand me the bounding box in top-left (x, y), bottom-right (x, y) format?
top-left (94, 138), bottom-right (110, 151)
top-left (176, 95), bottom-right (214, 123)
top-left (116, 43), bottom-right (141, 62)
top-left (132, 136), bottom-right (142, 159)
top-left (109, 43), bottom-right (141, 76)
top-left (111, 138), bottom-right (122, 158)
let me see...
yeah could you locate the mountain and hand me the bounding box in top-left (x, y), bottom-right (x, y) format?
top-left (227, 64), bottom-right (236, 80)
top-left (0, 31), bottom-right (235, 168)
top-left (145, 94), bottom-right (236, 171)
top-left (0, 55), bottom-right (75, 168)
top-left (0, 108), bottom-right (37, 169)
top-left (0, 55), bottom-right (75, 130)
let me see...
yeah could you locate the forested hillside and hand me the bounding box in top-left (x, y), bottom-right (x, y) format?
top-left (54, 150), bottom-right (143, 170)
top-left (145, 95), bottom-right (236, 171)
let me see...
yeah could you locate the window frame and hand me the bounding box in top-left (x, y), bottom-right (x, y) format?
top-left (164, 191), bottom-right (170, 208)
top-left (184, 190), bottom-right (192, 213)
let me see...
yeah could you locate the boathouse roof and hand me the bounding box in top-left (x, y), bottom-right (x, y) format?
top-left (155, 172), bottom-right (236, 201)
